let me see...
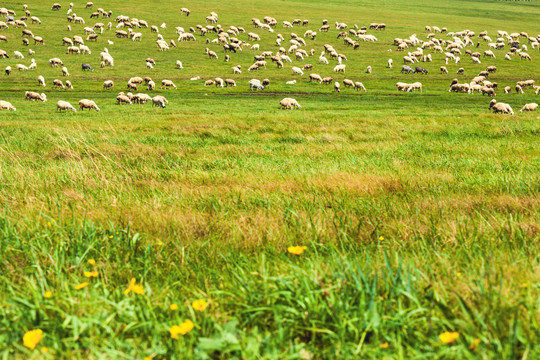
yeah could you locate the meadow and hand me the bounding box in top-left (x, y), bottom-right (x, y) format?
top-left (0, 0), bottom-right (539, 358)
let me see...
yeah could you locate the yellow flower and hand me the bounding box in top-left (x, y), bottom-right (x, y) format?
top-left (144, 357), bottom-right (152, 360)
top-left (380, 342), bottom-right (389, 349)
top-left (439, 331), bottom-right (459, 344)
top-left (124, 278), bottom-right (144, 295)
top-left (84, 271), bottom-right (98, 278)
top-left (170, 304), bottom-right (179, 311)
top-left (74, 282), bottom-right (89, 290)
top-left (170, 320), bottom-right (194, 338)
top-left (88, 259), bottom-right (96, 265)
top-left (469, 338), bottom-right (480, 350)
top-left (379, 236), bottom-right (384, 241)
top-left (44, 291), bottom-right (52, 298)
top-left (521, 283), bottom-right (528, 288)
top-left (23, 329), bottom-right (43, 349)
top-left (109, 235), bottom-right (113, 238)
top-left (41, 347), bottom-right (49, 353)
top-left (287, 246), bottom-right (307, 255)
top-left (157, 241), bottom-right (163, 246)
top-left (192, 300), bottom-right (208, 311)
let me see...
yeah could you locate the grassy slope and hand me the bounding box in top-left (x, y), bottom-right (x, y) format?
top-left (0, 0), bottom-right (538, 358)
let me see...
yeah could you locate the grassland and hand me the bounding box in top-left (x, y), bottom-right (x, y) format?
top-left (0, 0), bottom-right (539, 358)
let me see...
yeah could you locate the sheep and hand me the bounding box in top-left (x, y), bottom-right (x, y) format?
top-left (65, 80), bottom-right (73, 89)
top-left (249, 79), bottom-right (264, 91)
top-left (5, 66), bottom-right (11, 75)
top-left (151, 95), bottom-right (168, 108)
top-left (79, 99), bottom-right (100, 111)
top-left (334, 81), bottom-right (341, 93)
top-left (440, 66), bottom-right (448, 74)
top-left (286, 80), bottom-right (296, 85)
top-left (280, 98), bottom-right (301, 110)
top-left (204, 80), bottom-right (214, 86)
top-left (292, 67), bottom-right (304, 76)
top-left (81, 63), bottom-right (94, 71)
top-left (333, 64), bottom-right (346, 73)
top-left (321, 76), bottom-right (333, 84)
top-left (504, 86), bottom-right (511, 94)
top-left (132, 93), bottom-right (152, 104)
top-left (37, 75), bottom-right (46, 87)
top-left (415, 66), bottom-right (428, 75)
top-left (516, 84), bottom-right (524, 94)
top-left (343, 79), bottom-right (355, 88)
top-left (117, 94), bottom-right (132, 105)
top-left (354, 82), bottom-right (367, 92)
top-left (161, 80), bottom-right (177, 89)
top-left (519, 52), bottom-right (532, 61)
top-left (233, 65), bottom-right (242, 74)
top-left (147, 80), bottom-right (155, 90)
top-left (481, 87), bottom-right (496, 97)
top-left (309, 73), bottom-right (323, 83)
top-left (62, 66), bottom-right (70, 76)
top-left (176, 60), bottom-right (183, 69)
top-left (57, 100), bottom-right (77, 112)
top-left (14, 51), bottom-right (24, 59)
top-left (215, 78), bottom-right (225, 88)
top-left (387, 58), bottom-right (393, 68)
top-left (489, 99), bottom-right (514, 115)
top-left (224, 79), bottom-right (236, 87)
top-left (366, 66), bottom-right (372, 74)
top-left (519, 103), bottom-right (538, 112)
top-left (0, 100), bottom-right (16, 111)
top-left (103, 80), bottom-right (114, 90)
top-left (25, 91), bottom-right (47, 102)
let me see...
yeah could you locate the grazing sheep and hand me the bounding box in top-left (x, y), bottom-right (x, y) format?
top-left (286, 80), bottom-right (296, 85)
top-left (401, 65), bottom-right (415, 74)
top-left (103, 80), bottom-right (114, 90)
top-left (249, 79), bottom-right (264, 91)
top-left (52, 79), bottom-right (65, 89)
top-left (56, 100), bottom-right (77, 112)
top-left (292, 66), bottom-right (304, 76)
top-left (504, 86), bottom-right (511, 94)
top-left (224, 79), bottom-right (236, 87)
top-left (176, 60), bottom-right (183, 69)
top-left (488, 99), bottom-right (514, 115)
top-left (152, 95), bottom-right (168, 108)
top-left (387, 58), bottom-right (393, 68)
top-left (519, 103), bottom-right (538, 112)
top-left (14, 51), bottom-right (24, 59)
top-left (161, 80), bottom-right (177, 89)
top-left (79, 99), bottom-right (100, 111)
top-left (366, 66), bottom-right (372, 74)
top-left (280, 98), bottom-right (301, 109)
top-left (333, 64), bottom-right (346, 73)
top-left (66, 80), bottom-right (73, 89)
top-left (334, 81), bottom-right (341, 93)
top-left (81, 63), bottom-right (94, 71)
top-left (62, 66), bottom-right (70, 76)
top-left (516, 84), bottom-right (524, 94)
top-left (25, 91), bottom-right (47, 102)
top-left (309, 73), bottom-right (323, 83)
top-left (354, 82), bottom-right (367, 92)
top-left (147, 81), bottom-right (155, 90)
top-left (5, 66), bottom-right (11, 75)
top-left (343, 79), bottom-right (355, 88)
top-left (0, 100), bottom-right (16, 111)
top-left (457, 68), bottom-right (464, 74)
top-left (440, 66), bottom-right (448, 74)
top-left (37, 75), bottom-right (46, 87)
top-left (117, 94), bottom-right (132, 105)
top-left (415, 66), bottom-right (428, 75)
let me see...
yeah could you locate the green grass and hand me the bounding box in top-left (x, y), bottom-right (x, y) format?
top-left (0, 0), bottom-right (539, 358)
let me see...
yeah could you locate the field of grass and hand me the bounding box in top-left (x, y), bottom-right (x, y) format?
top-left (0, 0), bottom-right (539, 358)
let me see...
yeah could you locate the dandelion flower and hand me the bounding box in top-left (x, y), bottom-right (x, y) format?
top-left (170, 304), bottom-right (178, 311)
top-left (439, 331), bottom-right (459, 344)
top-left (170, 320), bottom-right (194, 338)
top-left (41, 347), bottom-right (49, 353)
top-left (23, 329), bottom-right (43, 349)
top-left (74, 282), bottom-right (89, 290)
top-left (109, 235), bottom-right (113, 238)
top-left (469, 338), bottom-right (480, 350)
top-left (84, 271), bottom-right (98, 278)
top-left (192, 300), bottom-right (208, 312)
top-left (124, 278), bottom-right (144, 295)
top-left (88, 259), bottom-right (96, 265)
top-left (380, 342), bottom-right (389, 349)
top-left (157, 241), bottom-right (163, 246)
top-left (287, 246), bottom-right (307, 255)
top-left (44, 291), bottom-right (52, 298)
top-left (379, 236), bottom-right (384, 241)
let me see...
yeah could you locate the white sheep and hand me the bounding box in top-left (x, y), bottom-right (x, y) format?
top-left (333, 64), bottom-right (346, 73)
top-left (292, 67), bottom-right (304, 76)
top-left (14, 51), bottom-right (24, 59)
top-left (57, 100), bottom-right (77, 112)
top-left (103, 80), bottom-right (114, 90)
top-left (286, 80), bottom-right (296, 85)
top-left (161, 79), bottom-right (177, 89)
top-left (519, 103), bottom-right (538, 112)
top-left (280, 98), bottom-right (301, 109)
top-left (334, 81), bottom-right (341, 93)
top-left (79, 99), bottom-right (100, 111)
top-left (62, 66), bottom-right (70, 76)
top-left (0, 100), bottom-right (16, 111)
top-left (387, 58), bottom-right (393, 68)
top-left (37, 75), bottom-right (46, 87)
top-left (176, 60), bottom-right (183, 69)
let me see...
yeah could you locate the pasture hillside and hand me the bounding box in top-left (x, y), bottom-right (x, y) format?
top-left (0, 0), bottom-right (538, 359)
